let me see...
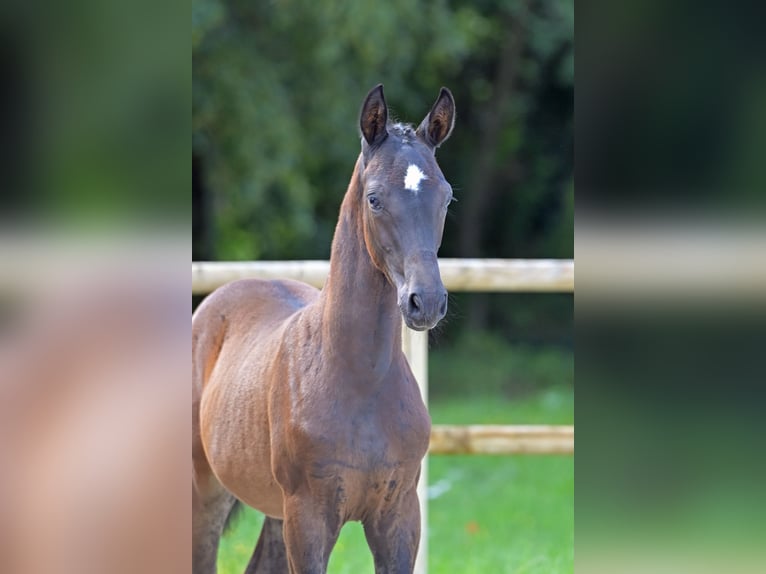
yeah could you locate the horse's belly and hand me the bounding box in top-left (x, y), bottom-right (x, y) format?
top-left (200, 376), bottom-right (285, 518)
top-left (205, 427), bottom-right (286, 518)
top-left (228, 472), bottom-right (285, 519)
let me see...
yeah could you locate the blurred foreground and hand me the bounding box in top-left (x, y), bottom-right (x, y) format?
top-left (0, 236), bottom-right (189, 574)
top-left (0, 3), bottom-right (188, 569)
top-left (576, 0), bottom-right (766, 569)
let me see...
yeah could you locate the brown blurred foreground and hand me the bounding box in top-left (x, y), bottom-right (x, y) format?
top-left (0, 239), bottom-right (188, 574)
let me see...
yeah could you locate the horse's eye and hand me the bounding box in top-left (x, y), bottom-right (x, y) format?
top-left (368, 195), bottom-right (383, 212)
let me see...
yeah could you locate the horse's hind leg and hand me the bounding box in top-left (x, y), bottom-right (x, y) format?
top-left (192, 469), bottom-right (236, 574)
top-left (243, 517), bottom-right (288, 574)
top-left (193, 303), bottom-right (237, 572)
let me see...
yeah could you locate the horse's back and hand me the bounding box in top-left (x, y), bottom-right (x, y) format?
top-left (193, 277), bottom-right (318, 390)
top-left (194, 277), bottom-right (318, 328)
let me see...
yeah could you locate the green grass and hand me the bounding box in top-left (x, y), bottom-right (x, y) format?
top-left (218, 384), bottom-right (573, 573)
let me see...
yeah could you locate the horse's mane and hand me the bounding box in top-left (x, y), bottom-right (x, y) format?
top-left (388, 122), bottom-right (417, 143)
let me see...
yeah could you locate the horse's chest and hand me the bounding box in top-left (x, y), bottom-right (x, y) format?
top-left (340, 411), bottom-right (420, 465)
top-left (284, 407), bottom-right (428, 520)
top-left (301, 399), bottom-right (428, 466)
top-left (273, 378), bottom-right (430, 496)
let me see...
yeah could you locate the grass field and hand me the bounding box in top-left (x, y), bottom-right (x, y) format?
top-left (218, 378), bottom-right (573, 574)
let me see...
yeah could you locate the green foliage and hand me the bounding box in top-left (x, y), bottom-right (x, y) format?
top-left (194, 0), bottom-right (480, 258)
top-left (430, 330), bottom-right (573, 399)
top-left (193, 0), bottom-right (573, 259)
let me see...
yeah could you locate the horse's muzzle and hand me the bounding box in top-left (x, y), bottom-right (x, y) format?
top-left (397, 250), bottom-right (447, 330)
top-left (400, 288), bottom-right (448, 331)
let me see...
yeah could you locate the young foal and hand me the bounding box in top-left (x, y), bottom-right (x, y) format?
top-left (192, 85), bottom-right (456, 574)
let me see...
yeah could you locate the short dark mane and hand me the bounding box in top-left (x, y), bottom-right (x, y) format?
top-left (388, 122), bottom-right (417, 143)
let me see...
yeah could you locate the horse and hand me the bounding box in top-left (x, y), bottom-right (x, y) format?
top-left (192, 84), bottom-right (456, 574)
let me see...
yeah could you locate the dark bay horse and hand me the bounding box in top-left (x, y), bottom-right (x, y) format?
top-left (192, 84), bottom-right (456, 574)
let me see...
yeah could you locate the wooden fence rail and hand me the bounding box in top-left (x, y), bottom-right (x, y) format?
top-left (192, 258), bottom-right (574, 294)
top-left (430, 425), bottom-right (574, 455)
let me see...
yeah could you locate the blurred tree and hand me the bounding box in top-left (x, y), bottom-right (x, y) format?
top-left (193, 0), bottom-right (573, 341)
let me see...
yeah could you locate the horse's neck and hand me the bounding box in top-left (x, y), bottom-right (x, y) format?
top-left (319, 157), bottom-right (402, 378)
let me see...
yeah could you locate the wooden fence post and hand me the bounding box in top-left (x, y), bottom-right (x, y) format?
top-left (401, 326), bottom-right (429, 574)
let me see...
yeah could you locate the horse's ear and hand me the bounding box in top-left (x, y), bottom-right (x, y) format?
top-left (360, 84), bottom-right (388, 146)
top-left (417, 87), bottom-right (456, 149)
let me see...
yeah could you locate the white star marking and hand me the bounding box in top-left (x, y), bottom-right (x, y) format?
top-left (404, 164), bottom-right (427, 193)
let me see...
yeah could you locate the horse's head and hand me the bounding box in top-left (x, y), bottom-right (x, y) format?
top-left (358, 84), bottom-right (456, 331)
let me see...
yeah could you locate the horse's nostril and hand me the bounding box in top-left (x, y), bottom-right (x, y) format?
top-left (439, 293), bottom-right (448, 316)
top-left (409, 293), bottom-right (422, 314)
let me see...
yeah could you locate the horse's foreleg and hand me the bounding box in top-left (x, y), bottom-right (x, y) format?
top-left (282, 494), bottom-right (341, 574)
top-left (243, 516), bottom-right (288, 574)
top-left (363, 488), bottom-right (421, 574)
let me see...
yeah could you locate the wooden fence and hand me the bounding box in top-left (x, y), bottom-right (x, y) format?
top-left (193, 258), bottom-right (573, 294)
top-left (192, 258), bottom-right (574, 574)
